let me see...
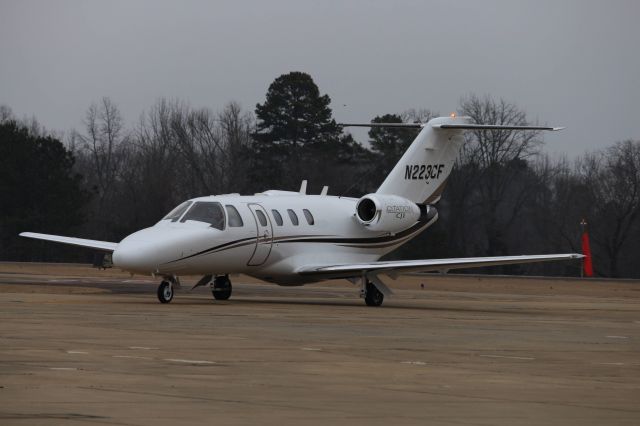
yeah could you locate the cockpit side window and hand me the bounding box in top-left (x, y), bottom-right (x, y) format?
top-left (181, 202), bottom-right (226, 230)
top-left (225, 205), bottom-right (244, 227)
top-left (163, 201), bottom-right (192, 222)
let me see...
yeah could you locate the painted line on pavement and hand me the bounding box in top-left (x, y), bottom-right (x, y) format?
top-left (113, 355), bottom-right (152, 360)
top-left (401, 361), bottom-right (427, 365)
top-left (164, 358), bottom-right (216, 365)
top-left (480, 354), bottom-right (535, 360)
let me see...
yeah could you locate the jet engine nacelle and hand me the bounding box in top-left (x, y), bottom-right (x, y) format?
top-left (355, 194), bottom-right (421, 233)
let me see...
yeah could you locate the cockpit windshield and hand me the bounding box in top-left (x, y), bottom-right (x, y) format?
top-left (180, 201), bottom-right (226, 230)
top-left (162, 201), bottom-right (192, 222)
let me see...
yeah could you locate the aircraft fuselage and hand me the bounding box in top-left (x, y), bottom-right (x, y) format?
top-left (112, 192), bottom-right (436, 285)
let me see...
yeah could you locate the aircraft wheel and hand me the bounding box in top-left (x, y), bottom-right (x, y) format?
top-left (364, 282), bottom-right (384, 307)
top-left (157, 281), bottom-right (174, 303)
top-left (212, 275), bottom-right (232, 300)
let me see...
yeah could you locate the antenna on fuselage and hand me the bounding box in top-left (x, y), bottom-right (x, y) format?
top-left (320, 186), bottom-right (328, 196)
top-left (299, 180), bottom-right (308, 195)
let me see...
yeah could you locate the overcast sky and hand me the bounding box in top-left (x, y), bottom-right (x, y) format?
top-left (1, 0), bottom-right (638, 156)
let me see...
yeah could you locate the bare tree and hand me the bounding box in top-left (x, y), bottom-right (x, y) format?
top-left (402, 108), bottom-right (436, 124)
top-left (170, 101), bottom-right (218, 194)
top-left (167, 100), bottom-right (255, 196)
top-left (217, 101), bottom-right (254, 193)
top-left (457, 94), bottom-right (544, 258)
top-left (0, 105), bottom-right (45, 136)
top-left (132, 98), bottom-right (182, 218)
top-left (529, 155), bottom-right (581, 249)
top-left (0, 105), bottom-right (14, 123)
top-left (129, 98), bottom-right (255, 220)
top-left (68, 98), bottom-right (131, 239)
top-left (579, 140), bottom-right (640, 277)
top-left (77, 97), bottom-right (127, 205)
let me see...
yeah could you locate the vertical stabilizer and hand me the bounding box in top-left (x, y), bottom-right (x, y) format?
top-left (340, 116), bottom-right (561, 204)
top-left (376, 117), bottom-right (467, 204)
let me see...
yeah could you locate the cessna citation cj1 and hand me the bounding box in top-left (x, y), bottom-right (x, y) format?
top-left (20, 115), bottom-right (582, 306)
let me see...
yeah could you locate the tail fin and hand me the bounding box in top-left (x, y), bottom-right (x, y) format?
top-left (376, 117), bottom-right (465, 203)
top-left (342, 117), bottom-right (562, 204)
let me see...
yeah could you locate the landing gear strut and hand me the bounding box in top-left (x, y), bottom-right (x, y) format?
top-left (364, 281), bottom-right (384, 307)
top-left (157, 280), bottom-right (174, 303)
top-left (211, 275), bottom-right (232, 300)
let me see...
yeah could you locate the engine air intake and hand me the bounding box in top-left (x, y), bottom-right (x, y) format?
top-left (356, 198), bottom-right (377, 223)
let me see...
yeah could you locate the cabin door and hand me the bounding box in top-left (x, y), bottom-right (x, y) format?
top-left (247, 203), bottom-right (273, 266)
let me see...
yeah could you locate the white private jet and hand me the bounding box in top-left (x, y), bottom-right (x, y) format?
top-left (20, 115), bottom-right (582, 306)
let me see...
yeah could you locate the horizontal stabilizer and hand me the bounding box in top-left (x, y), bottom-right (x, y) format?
top-left (19, 232), bottom-right (118, 252)
top-left (339, 122), bottom-right (563, 131)
top-left (434, 124), bottom-right (564, 131)
top-left (339, 122), bottom-right (424, 128)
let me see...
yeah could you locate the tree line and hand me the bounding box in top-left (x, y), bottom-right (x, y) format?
top-left (1, 72), bottom-right (639, 278)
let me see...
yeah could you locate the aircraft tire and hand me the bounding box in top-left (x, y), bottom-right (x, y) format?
top-left (212, 276), bottom-right (232, 301)
top-left (364, 282), bottom-right (384, 307)
top-left (157, 281), bottom-right (173, 303)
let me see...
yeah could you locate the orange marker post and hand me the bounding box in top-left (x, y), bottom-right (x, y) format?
top-left (580, 219), bottom-right (594, 277)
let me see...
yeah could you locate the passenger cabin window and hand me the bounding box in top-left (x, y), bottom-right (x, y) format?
top-left (303, 209), bottom-right (315, 225)
top-left (255, 210), bottom-right (268, 226)
top-left (163, 201), bottom-right (192, 222)
top-left (180, 202), bottom-right (225, 230)
top-left (287, 209), bottom-right (299, 226)
top-left (271, 209), bottom-right (283, 226)
top-left (225, 205), bottom-right (243, 227)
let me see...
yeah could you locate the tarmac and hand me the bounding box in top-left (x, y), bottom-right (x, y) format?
top-left (0, 262), bottom-right (639, 425)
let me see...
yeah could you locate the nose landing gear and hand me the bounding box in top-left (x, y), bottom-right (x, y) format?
top-left (157, 276), bottom-right (180, 303)
top-left (211, 275), bottom-right (232, 300)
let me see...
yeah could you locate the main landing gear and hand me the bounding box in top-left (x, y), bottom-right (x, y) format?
top-left (211, 275), bottom-right (232, 301)
top-left (363, 280), bottom-right (384, 307)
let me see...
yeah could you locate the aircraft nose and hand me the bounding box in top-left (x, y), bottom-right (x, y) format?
top-left (112, 227), bottom-right (171, 273)
top-left (112, 239), bottom-right (159, 273)
top-left (112, 226), bottom-right (218, 274)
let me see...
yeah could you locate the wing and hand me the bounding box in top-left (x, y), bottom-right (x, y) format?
top-left (298, 254), bottom-right (584, 280)
top-left (19, 232), bottom-right (118, 252)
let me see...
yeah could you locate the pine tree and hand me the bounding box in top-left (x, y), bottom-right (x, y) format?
top-left (368, 113), bottom-right (417, 178)
top-left (252, 71), bottom-right (343, 191)
top-left (0, 121), bottom-right (88, 259)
